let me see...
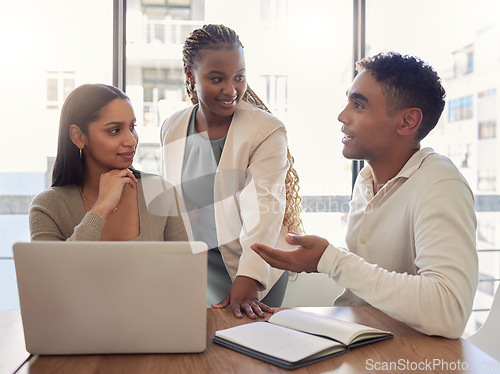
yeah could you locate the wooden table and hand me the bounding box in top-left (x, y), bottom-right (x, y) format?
top-left (4, 307), bottom-right (499, 373)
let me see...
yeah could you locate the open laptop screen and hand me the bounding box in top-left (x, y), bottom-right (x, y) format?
top-left (13, 241), bottom-right (207, 355)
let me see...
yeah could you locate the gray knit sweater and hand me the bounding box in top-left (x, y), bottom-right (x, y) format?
top-left (29, 172), bottom-right (188, 242)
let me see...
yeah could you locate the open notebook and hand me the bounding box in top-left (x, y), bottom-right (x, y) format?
top-left (13, 241), bottom-right (207, 355)
top-left (213, 309), bottom-right (393, 369)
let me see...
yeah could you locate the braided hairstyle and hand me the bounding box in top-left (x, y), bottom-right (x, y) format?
top-left (183, 24), bottom-right (303, 233)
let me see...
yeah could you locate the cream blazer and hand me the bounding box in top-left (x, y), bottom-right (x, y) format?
top-left (160, 101), bottom-right (293, 298)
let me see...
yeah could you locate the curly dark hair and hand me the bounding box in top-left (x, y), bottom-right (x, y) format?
top-left (356, 52), bottom-right (446, 141)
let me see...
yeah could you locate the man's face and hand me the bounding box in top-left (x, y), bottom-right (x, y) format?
top-left (337, 70), bottom-right (400, 165)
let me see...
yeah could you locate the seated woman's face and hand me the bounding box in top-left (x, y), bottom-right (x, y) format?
top-left (84, 98), bottom-right (138, 172)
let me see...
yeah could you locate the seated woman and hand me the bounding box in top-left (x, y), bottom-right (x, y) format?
top-left (29, 83), bottom-right (187, 242)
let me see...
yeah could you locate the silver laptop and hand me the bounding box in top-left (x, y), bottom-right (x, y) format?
top-left (13, 241), bottom-right (207, 355)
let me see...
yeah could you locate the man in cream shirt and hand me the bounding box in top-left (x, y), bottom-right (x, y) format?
top-left (251, 52), bottom-right (478, 339)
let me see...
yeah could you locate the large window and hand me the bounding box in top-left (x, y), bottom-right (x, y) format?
top-left (2, 1), bottom-right (500, 336)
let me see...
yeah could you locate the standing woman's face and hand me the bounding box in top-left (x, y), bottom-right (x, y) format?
top-left (82, 98), bottom-right (138, 173)
top-left (186, 46), bottom-right (247, 121)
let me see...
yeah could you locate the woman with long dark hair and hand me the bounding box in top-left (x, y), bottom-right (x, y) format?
top-left (30, 83), bottom-right (187, 242)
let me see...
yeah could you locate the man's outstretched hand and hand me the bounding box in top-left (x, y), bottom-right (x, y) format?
top-left (251, 233), bottom-right (329, 273)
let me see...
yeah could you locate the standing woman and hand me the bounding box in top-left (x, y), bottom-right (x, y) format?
top-left (161, 24), bottom-right (303, 318)
top-left (29, 84), bottom-right (187, 242)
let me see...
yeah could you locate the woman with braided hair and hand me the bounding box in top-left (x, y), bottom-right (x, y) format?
top-left (161, 24), bottom-right (303, 319)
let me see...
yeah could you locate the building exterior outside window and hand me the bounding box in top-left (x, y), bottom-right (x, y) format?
top-left (449, 95), bottom-right (474, 122)
top-left (478, 89), bottom-right (497, 139)
top-left (46, 71), bottom-right (75, 110)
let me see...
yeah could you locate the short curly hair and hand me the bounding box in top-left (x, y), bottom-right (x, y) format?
top-left (356, 52), bottom-right (446, 141)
